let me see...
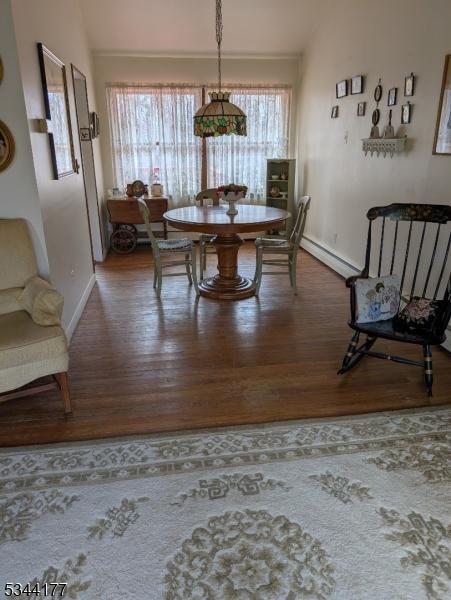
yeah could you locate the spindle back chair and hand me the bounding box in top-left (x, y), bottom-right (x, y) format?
top-left (138, 199), bottom-right (199, 298)
top-left (338, 203), bottom-right (451, 395)
top-left (254, 196), bottom-right (311, 295)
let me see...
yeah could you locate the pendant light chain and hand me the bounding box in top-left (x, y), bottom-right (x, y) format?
top-left (193, 0), bottom-right (246, 137)
top-left (216, 0), bottom-right (223, 92)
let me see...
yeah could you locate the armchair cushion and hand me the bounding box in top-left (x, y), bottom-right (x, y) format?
top-left (0, 288), bottom-right (23, 316)
top-left (18, 276), bottom-right (64, 326)
top-left (0, 310), bottom-right (68, 393)
top-left (0, 219), bottom-right (37, 289)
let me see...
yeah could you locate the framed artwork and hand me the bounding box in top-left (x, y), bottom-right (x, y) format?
top-left (0, 120), bottom-right (15, 172)
top-left (388, 87), bottom-right (397, 106)
top-left (433, 55), bottom-right (451, 155)
top-left (79, 127), bottom-right (91, 141)
top-left (404, 73), bottom-right (415, 96)
top-left (401, 102), bottom-right (412, 124)
top-left (372, 108), bottom-right (380, 125)
top-left (357, 101), bottom-right (366, 116)
top-left (351, 75), bottom-right (364, 95)
top-left (336, 80), bottom-right (348, 99)
top-left (90, 112), bottom-right (100, 138)
top-left (37, 42), bottom-right (76, 179)
top-left (374, 80), bottom-right (383, 103)
top-left (331, 106), bottom-right (339, 118)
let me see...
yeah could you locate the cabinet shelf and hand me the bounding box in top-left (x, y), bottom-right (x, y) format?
top-left (266, 158), bottom-right (295, 234)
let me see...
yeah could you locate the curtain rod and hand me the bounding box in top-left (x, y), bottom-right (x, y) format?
top-left (106, 82), bottom-right (293, 90)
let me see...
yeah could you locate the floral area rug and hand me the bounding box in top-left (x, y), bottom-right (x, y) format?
top-left (1, 407), bottom-right (450, 599)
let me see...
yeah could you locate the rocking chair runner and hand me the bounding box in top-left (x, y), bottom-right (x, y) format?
top-left (338, 203), bottom-right (451, 395)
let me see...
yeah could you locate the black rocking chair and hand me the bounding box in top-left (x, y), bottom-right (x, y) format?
top-left (338, 203), bottom-right (451, 395)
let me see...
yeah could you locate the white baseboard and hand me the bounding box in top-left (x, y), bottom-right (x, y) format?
top-left (301, 236), bottom-right (360, 279)
top-left (65, 273), bottom-right (96, 342)
top-left (301, 235), bottom-right (451, 353)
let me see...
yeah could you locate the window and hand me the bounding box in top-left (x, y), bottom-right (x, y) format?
top-left (107, 84), bottom-right (291, 205)
top-left (107, 85), bottom-right (202, 204)
top-left (206, 86), bottom-right (291, 197)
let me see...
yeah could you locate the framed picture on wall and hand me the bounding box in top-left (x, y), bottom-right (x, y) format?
top-left (336, 80), bottom-right (348, 99)
top-left (90, 112), bottom-right (100, 138)
top-left (351, 75), bottom-right (364, 94)
top-left (388, 87), bottom-right (398, 106)
top-left (37, 42), bottom-right (76, 179)
top-left (404, 73), bottom-right (415, 96)
top-left (331, 105), bottom-right (339, 118)
top-left (357, 101), bottom-right (366, 116)
top-left (401, 102), bottom-right (412, 124)
top-left (433, 55), bottom-right (451, 155)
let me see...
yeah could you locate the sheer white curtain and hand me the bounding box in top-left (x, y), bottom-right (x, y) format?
top-left (206, 86), bottom-right (291, 196)
top-left (107, 85), bottom-right (202, 206)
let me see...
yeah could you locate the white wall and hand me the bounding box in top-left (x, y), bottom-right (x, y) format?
top-left (10, 0), bottom-right (105, 333)
top-left (92, 54), bottom-right (300, 191)
top-left (297, 0), bottom-right (451, 271)
top-left (0, 0), bottom-right (48, 275)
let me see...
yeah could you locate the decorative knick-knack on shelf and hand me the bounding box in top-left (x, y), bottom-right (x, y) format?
top-left (383, 109), bottom-right (395, 138)
top-left (370, 107), bottom-right (381, 138)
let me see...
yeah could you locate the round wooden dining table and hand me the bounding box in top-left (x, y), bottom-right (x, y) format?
top-left (164, 204), bottom-right (289, 299)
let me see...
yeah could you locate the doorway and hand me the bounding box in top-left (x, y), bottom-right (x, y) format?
top-left (71, 64), bottom-right (104, 262)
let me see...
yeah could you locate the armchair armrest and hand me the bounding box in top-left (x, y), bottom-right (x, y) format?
top-left (18, 276), bottom-right (64, 326)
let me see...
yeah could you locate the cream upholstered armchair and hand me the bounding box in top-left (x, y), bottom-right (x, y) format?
top-left (0, 219), bottom-right (71, 413)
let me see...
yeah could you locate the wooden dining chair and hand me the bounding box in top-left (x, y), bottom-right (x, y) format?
top-left (338, 203), bottom-right (451, 395)
top-left (138, 199), bottom-right (199, 298)
top-left (196, 189), bottom-right (220, 280)
top-left (254, 196), bottom-right (311, 295)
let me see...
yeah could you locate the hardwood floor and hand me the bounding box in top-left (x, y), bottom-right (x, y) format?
top-left (0, 243), bottom-right (449, 446)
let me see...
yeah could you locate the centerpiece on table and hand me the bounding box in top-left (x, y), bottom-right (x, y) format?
top-left (217, 184), bottom-right (248, 216)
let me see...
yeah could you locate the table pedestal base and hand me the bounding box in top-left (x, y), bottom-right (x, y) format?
top-left (198, 234), bottom-right (256, 300)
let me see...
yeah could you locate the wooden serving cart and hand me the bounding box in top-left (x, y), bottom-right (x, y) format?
top-left (107, 196), bottom-right (168, 254)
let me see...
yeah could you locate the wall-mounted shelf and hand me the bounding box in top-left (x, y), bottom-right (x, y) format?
top-left (362, 137), bottom-right (407, 157)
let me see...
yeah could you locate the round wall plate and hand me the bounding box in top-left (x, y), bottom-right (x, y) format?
top-left (372, 108), bottom-right (380, 126)
top-left (0, 120), bottom-right (15, 172)
top-left (374, 83), bottom-right (383, 103)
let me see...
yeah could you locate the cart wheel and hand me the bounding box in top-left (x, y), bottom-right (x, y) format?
top-left (119, 223), bottom-right (138, 235)
top-left (110, 228), bottom-right (137, 254)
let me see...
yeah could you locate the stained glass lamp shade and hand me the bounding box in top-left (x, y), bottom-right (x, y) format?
top-left (194, 92), bottom-right (247, 137)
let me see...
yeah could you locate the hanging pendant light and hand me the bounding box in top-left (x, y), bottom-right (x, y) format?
top-left (194, 0), bottom-right (247, 138)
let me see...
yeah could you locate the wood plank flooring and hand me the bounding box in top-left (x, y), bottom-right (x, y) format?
top-left (0, 243), bottom-right (449, 446)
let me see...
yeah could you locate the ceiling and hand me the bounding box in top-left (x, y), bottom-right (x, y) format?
top-left (79, 0), bottom-right (328, 57)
